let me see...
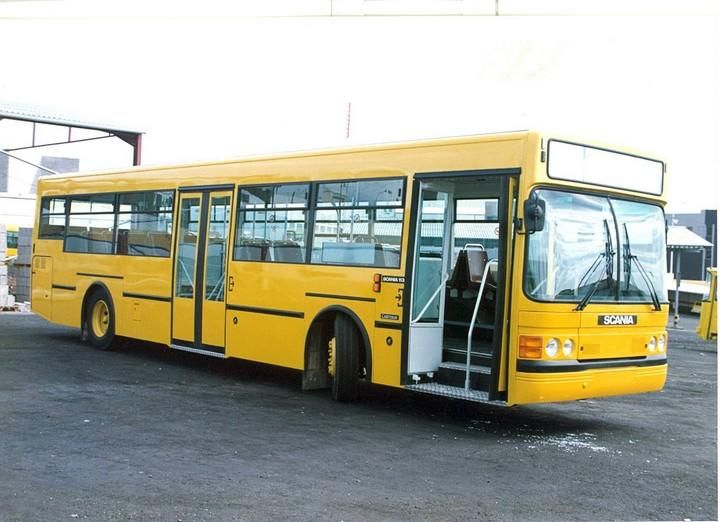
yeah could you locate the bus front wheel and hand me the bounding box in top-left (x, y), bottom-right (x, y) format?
top-left (85, 288), bottom-right (116, 350)
top-left (331, 314), bottom-right (360, 402)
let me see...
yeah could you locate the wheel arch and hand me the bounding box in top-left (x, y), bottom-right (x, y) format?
top-left (303, 305), bottom-right (373, 385)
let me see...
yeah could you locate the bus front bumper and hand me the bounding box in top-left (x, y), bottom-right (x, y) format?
top-left (511, 355), bottom-right (667, 405)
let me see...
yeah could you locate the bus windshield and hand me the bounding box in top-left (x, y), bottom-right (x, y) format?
top-left (524, 188), bottom-right (666, 305)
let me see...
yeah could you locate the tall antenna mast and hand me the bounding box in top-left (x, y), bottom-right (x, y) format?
top-left (345, 101), bottom-right (352, 140)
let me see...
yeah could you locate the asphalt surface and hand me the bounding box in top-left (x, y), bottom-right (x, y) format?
top-left (0, 312), bottom-right (716, 521)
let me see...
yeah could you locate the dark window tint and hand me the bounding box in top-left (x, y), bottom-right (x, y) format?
top-left (116, 191), bottom-right (174, 257)
top-left (38, 196), bottom-right (67, 239)
top-left (70, 193), bottom-right (115, 213)
top-left (41, 197), bottom-right (66, 214)
top-left (7, 231), bottom-right (18, 249)
top-left (66, 213), bottom-right (116, 254)
top-left (65, 193), bottom-right (116, 253)
top-left (118, 191), bottom-right (174, 213)
top-left (116, 213), bottom-right (173, 257)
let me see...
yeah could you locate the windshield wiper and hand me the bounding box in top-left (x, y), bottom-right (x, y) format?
top-left (622, 223), bottom-right (662, 311)
top-left (575, 219), bottom-right (615, 311)
top-left (623, 223), bottom-right (632, 291)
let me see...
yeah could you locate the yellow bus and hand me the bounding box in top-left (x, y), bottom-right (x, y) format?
top-left (31, 131), bottom-right (669, 405)
top-left (5, 224), bottom-right (18, 257)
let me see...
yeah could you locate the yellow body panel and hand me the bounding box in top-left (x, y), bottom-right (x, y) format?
top-left (225, 262), bottom-right (311, 368)
top-left (172, 297), bottom-right (195, 343)
top-left (122, 298), bottom-right (171, 345)
top-left (31, 256), bottom-right (52, 318)
top-left (578, 307), bottom-right (668, 360)
top-left (372, 274), bottom-right (405, 387)
top-left (513, 363), bottom-right (667, 404)
top-left (226, 308), bottom-right (306, 369)
top-left (202, 300), bottom-right (226, 348)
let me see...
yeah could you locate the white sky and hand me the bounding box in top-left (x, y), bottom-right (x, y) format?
top-left (0, 1), bottom-right (718, 213)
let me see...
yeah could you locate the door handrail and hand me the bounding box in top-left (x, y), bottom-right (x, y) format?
top-left (410, 273), bottom-right (449, 324)
top-left (465, 259), bottom-right (497, 390)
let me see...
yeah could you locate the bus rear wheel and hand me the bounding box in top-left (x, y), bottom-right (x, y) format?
top-left (330, 314), bottom-right (360, 402)
top-left (85, 288), bottom-right (116, 350)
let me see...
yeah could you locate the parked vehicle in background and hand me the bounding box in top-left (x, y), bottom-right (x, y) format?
top-left (4, 224), bottom-right (18, 258)
top-left (697, 268), bottom-right (717, 340)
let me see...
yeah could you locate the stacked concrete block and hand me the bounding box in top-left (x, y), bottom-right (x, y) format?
top-left (16, 227), bottom-right (32, 265)
top-left (0, 223), bottom-right (8, 307)
top-left (12, 268), bottom-right (30, 303)
top-left (12, 227), bottom-right (32, 303)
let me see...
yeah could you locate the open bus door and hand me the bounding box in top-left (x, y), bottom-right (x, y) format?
top-left (405, 171), bottom-right (516, 403)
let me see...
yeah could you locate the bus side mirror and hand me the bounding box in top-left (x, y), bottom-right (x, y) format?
top-left (523, 194), bottom-right (546, 233)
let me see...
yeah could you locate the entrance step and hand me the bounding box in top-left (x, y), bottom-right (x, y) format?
top-left (443, 319), bottom-right (495, 331)
top-left (443, 348), bottom-right (494, 367)
top-left (437, 361), bottom-right (491, 390)
top-left (406, 382), bottom-right (494, 403)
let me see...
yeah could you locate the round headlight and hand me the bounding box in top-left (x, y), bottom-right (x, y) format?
top-left (562, 339), bottom-right (574, 358)
top-left (658, 334), bottom-right (666, 353)
top-left (648, 336), bottom-right (657, 352)
top-left (545, 338), bottom-right (559, 358)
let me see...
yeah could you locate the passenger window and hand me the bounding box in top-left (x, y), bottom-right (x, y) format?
top-left (65, 194), bottom-right (116, 254)
top-left (312, 179), bottom-right (404, 268)
top-left (116, 191), bottom-right (174, 257)
top-left (234, 183), bottom-right (309, 263)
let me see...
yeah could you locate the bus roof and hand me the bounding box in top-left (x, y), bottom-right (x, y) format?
top-left (37, 130), bottom-right (666, 203)
top-left (40, 130), bottom-right (534, 181)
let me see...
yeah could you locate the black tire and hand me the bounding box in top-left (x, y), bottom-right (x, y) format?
top-left (332, 314), bottom-right (360, 402)
top-left (85, 288), bottom-right (116, 350)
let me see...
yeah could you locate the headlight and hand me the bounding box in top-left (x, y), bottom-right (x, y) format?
top-left (648, 336), bottom-right (657, 352)
top-left (562, 339), bottom-right (574, 358)
top-left (545, 338), bottom-right (559, 358)
top-left (658, 334), bottom-right (666, 353)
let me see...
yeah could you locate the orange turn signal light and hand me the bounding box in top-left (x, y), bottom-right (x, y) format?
top-left (373, 273), bottom-right (382, 293)
top-left (519, 335), bottom-right (543, 359)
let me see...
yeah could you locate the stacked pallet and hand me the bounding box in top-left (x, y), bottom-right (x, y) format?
top-left (12, 228), bottom-right (32, 304)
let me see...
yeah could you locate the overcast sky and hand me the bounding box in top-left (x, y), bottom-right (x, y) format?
top-left (0, 2), bottom-right (718, 213)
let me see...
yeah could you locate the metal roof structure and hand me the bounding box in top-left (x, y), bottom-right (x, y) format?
top-left (0, 100), bottom-right (143, 166)
top-left (667, 226), bottom-right (713, 250)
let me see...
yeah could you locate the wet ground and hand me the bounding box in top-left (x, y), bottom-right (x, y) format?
top-left (0, 312), bottom-right (716, 521)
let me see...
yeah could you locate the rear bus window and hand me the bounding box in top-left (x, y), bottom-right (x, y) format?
top-left (38, 196), bottom-right (67, 239)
